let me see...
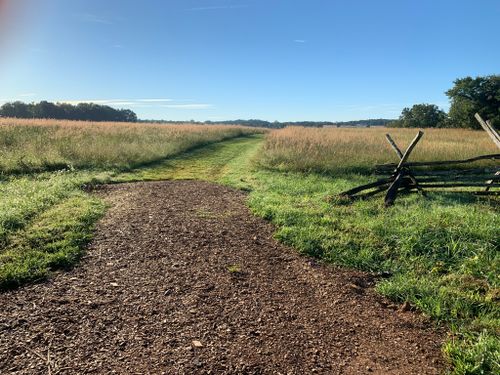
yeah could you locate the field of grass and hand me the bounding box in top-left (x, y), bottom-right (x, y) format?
top-left (260, 126), bottom-right (499, 174)
top-left (0, 118), bottom-right (262, 174)
top-left (0, 119), bottom-right (262, 288)
top-left (0, 120), bottom-right (498, 374)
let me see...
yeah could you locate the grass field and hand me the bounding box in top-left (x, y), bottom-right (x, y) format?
top-left (0, 119), bottom-right (262, 288)
top-left (260, 126), bottom-right (499, 174)
top-left (0, 121), bottom-right (498, 374)
top-left (0, 118), bottom-right (262, 174)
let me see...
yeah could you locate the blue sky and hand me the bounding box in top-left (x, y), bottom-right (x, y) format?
top-left (0, 0), bottom-right (499, 121)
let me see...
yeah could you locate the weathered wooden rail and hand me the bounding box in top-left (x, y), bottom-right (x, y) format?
top-left (339, 114), bottom-right (500, 206)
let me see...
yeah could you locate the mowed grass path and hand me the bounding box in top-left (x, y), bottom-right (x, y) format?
top-left (113, 134), bottom-right (264, 183)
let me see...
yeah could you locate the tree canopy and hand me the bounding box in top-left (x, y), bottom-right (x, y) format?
top-left (391, 104), bottom-right (447, 128)
top-left (0, 101), bottom-right (137, 122)
top-left (446, 75), bottom-right (500, 129)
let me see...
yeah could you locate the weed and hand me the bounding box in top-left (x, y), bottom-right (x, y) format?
top-left (227, 264), bottom-right (242, 274)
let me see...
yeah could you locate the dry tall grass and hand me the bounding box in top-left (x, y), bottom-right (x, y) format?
top-left (260, 126), bottom-right (499, 174)
top-left (0, 118), bottom-right (262, 174)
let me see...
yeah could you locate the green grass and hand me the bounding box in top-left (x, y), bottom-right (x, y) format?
top-left (0, 171), bottom-right (109, 248)
top-left (0, 134), bottom-right (261, 290)
top-left (113, 134), bottom-right (264, 183)
top-left (0, 193), bottom-right (106, 290)
top-left (0, 133), bottom-right (497, 373)
top-left (0, 119), bottom-right (262, 174)
top-left (0, 170), bottom-right (110, 290)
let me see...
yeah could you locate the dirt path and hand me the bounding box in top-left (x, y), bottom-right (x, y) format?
top-left (0, 181), bottom-right (445, 374)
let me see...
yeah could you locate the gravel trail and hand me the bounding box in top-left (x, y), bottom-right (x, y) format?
top-left (0, 181), bottom-right (445, 374)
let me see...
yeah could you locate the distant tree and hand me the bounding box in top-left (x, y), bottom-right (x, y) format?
top-left (391, 104), bottom-right (447, 128)
top-left (119, 109), bottom-right (138, 122)
top-left (0, 101), bottom-right (137, 122)
top-left (446, 75), bottom-right (500, 129)
top-left (0, 101), bottom-right (33, 118)
top-left (32, 101), bottom-right (61, 119)
top-left (330, 119), bottom-right (394, 127)
top-left (58, 103), bottom-right (77, 120)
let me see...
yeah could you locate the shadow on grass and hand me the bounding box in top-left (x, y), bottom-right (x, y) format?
top-left (0, 134), bottom-right (264, 179)
top-left (121, 134), bottom-right (263, 173)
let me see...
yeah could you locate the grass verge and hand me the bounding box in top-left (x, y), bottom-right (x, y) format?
top-left (0, 194), bottom-right (105, 290)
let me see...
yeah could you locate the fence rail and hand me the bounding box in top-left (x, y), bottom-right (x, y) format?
top-left (339, 114), bottom-right (500, 206)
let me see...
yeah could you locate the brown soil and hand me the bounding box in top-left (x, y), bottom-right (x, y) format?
top-left (0, 181), bottom-right (445, 374)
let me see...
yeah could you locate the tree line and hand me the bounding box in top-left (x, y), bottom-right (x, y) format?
top-left (144, 119), bottom-right (393, 128)
top-left (2, 75), bottom-right (496, 129)
top-left (391, 75), bottom-right (499, 129)
top-left (0, 101), bottom-right (137, 122)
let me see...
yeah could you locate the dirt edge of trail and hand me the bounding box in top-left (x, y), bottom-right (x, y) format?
top-left (0, 180), bottom-right (446, 374)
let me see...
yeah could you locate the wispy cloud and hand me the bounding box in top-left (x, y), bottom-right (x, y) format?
top-left (186, 4), bottom-right (248, 11)
top-left (136, 99), bottom-right (173, 103)
top-left (160, 104), bottom-right (213, 110)
top-left (56, 99), bottom-right (211, 110)
top-left (19, 93), bottom-right (37, 98)
top-left (293, 39), bottom-right (306, 43)
top-left (59, 99), bottom-right (173, 106)
top-left (78, 13), bottom-right (113, 25)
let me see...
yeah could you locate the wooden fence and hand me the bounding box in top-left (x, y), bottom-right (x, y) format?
top-left (340, 114), bottom-right (500, 206)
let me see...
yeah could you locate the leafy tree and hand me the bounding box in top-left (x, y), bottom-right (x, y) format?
top-left (446, 75), bottom-right (500, 129)
top-left (391, 104), bottom-right (447, 128)
top-left (32, 101), bottom-right (60, 119)
top-left (119, 109), bottom-right (138, 122)
top-left (0, 101), bottom-right (137, 122)
top-left (0, 101), bottom-right (33, 118)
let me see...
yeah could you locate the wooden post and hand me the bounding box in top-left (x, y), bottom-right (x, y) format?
top-left (385, 133), bottom-right (426, 196)
top-left (475, 113), bottom-right (500, 149)
top-left (474, 114), bottom-right (500, 191)
top-left (384, 170), bottom-right (406, 206)
top-left (385, 133), bottom-right (403, 158)
top-left (396, 131), bottom-right (424, 169)
top-left (384, 131), bottom-right (424, 206)
top-left (486, 120), bottom-right (500, 142)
